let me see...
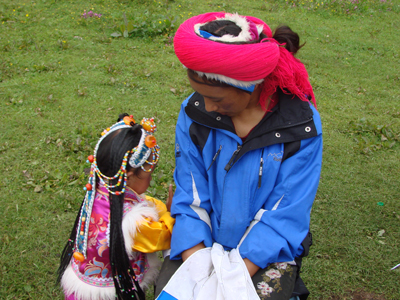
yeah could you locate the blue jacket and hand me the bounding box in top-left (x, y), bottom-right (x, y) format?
top-left (170, 90), bottom-right (323, 268)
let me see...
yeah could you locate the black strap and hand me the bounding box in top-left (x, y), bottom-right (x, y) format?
top-left (290, 232), bottom-right (313, 299)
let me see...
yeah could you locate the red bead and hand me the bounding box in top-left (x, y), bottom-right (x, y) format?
top-left (85, 183), bottom-right (92, 191)
top-left (88, 155), bottom-right (94, 163)
top-left (115, 191), bottom-right (121, 196)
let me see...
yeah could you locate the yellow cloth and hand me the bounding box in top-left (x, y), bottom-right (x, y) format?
top-left (131, 195), bottom-right (175, 253)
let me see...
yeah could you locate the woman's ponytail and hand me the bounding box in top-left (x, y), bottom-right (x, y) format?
top-left (272, 25), bottom-right (304, 54)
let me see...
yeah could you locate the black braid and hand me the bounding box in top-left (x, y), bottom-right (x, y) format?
top-left (106, 127), bottom-right (145, 299)
top-left (109, 191), bottom-right (145, 299)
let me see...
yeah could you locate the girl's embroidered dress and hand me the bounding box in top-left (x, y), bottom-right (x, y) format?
top-left (61, 184), bottom-right (174, 300)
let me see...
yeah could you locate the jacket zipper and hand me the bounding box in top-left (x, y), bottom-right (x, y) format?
top-left (258, 149), bottom-right (264, 188)
top-left (207, 145), bottom-right (223, 171)
top-left (224, 145), bottom-right (242, 172)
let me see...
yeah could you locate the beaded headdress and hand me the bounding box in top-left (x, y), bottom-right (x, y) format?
top-left (72, 115), bottom-right (159, 262)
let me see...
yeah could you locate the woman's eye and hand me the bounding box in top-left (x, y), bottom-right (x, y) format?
top-left (206, 97), bottom-right (221, 103)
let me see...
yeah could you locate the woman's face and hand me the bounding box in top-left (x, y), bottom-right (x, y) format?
top-left (188, 75), bottom-right (257, 118)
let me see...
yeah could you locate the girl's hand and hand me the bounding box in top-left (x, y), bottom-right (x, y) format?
top-left (166, 184), bottom-right (174, 212)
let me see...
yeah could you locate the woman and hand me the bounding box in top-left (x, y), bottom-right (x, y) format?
top-left (156, 12), bottom-right (322, 300)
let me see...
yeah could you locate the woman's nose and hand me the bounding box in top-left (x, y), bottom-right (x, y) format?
top-left (204, 99), bottom-right (218, 112)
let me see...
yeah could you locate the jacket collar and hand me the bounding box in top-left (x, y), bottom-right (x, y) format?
top-left (185, 89), bottom-right (315, 138)
top-left (185, 89), bottom-right (318, 167)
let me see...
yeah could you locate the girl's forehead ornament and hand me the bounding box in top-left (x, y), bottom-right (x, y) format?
top-left (73, 115), bottom-right (159, 261)
top-left (129, 118), bottom-right (159, 171)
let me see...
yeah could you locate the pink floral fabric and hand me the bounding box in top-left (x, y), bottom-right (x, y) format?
top-left (70, 185), bottom-right (150, 288)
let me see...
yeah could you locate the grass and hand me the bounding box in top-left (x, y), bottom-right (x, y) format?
top-left (1, 0), bottom-right (400, 299)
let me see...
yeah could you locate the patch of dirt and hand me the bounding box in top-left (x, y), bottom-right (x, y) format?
top-left (328, 290), bottom-right (387, 300)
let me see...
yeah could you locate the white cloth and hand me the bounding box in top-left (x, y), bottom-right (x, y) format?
top-left (156, 243), bottom-right (259, 300)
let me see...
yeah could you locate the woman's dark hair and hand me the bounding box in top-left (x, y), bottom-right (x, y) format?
top-left (57, 113), bottom-right (146, 300)
top-left (200, 20), bottom-right (303, 53)
top-left (272, 25), bottom-right (304, 55)
top-left (193, 21), bottom-right (303, 90)
top-left (199, 20), bottom-right (268, 45)
top-left (200, 20), bottom-right (242, 37)
top-left (187, 69), bottom-right (233, 89)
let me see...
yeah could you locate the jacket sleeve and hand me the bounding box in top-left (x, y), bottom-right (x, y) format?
top-left (131, 196), bottom-right (175, 253)
top-left (239, 107), bottom-right (323, 268)
top-left (169, 99), bottom-right (213, 260)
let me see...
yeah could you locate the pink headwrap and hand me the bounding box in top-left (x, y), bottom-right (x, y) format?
top-left (174, 12), bottom-right (316, 108)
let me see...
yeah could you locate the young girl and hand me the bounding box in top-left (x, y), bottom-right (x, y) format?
top-left (57, 113), bottom-right (174, 300)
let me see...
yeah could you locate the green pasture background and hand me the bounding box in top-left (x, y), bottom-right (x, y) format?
top-left (1, 0), bottom-right (399, 299)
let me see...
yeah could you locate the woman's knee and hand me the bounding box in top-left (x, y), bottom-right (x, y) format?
top-left (252, 263), bottom-right (298, 300)
top-left (154, 256), bottom-right (183, 298)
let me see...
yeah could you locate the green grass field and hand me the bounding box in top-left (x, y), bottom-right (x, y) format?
top-left (1, 0), bottom-right (400, 299)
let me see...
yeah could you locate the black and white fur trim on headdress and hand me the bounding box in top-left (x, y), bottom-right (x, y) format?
top-left (194, 13), bottom-right (264, 43)
top-left (193, 70), bottom-right (264, 90)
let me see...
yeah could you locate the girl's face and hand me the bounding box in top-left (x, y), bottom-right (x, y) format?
top-left (188, 75), bottom-right (259, 118)
top-left (126, 157), bottom-right (156, 195)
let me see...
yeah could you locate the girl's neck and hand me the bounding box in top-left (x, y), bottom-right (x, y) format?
top-left (126, 185), bottom-right (141, 197)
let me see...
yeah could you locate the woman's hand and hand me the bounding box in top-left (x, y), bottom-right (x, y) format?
top-left (243, 258), bottom-right (260, 277)
top-left (166, 184), bottom-right (174, 212)
top-left (182, 242), bottom-right (206, 261)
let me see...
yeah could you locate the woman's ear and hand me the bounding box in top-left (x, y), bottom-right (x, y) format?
top-left (254, 83), bottom-right (262, 90)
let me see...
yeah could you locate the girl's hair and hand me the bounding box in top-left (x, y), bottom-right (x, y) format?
top-left (191, 21), bottom-right (303, 91)
top-left (57, 114), bottom-right (145, 300)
